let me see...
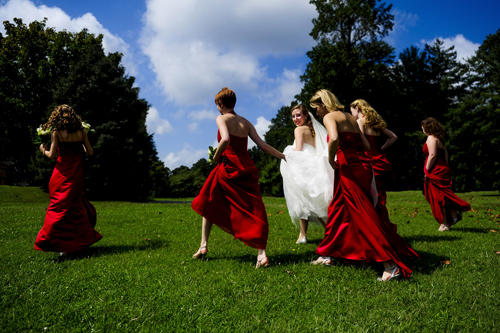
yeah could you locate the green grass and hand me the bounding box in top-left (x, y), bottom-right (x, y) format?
top-left (1, 185), bottom-right (499, 332)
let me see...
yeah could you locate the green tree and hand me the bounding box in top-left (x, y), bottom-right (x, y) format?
top-left (389, 40), bottom-right (464, 190)
top-left (447, 29), bottom-right (500, 191)
top-left (297, 0), bottom-right (395, 106)
top-left (0, 18), bottom-right (159, 200)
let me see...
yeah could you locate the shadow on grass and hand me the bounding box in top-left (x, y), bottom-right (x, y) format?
top-left (404, 235), bottom-right (462, 243)
top-left (403, 250), bottom-right (451, 276)
top-left (149, 200), bottom-right (192, 204)
top-left (449, 227), bottom-right (489, 233)
top-left (52, 239), bottom-right (169, 262)
top-left (479, 193), bottom-right (500, 197)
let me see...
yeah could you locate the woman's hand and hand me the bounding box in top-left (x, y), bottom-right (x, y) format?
top-left (39, 144), bottom-right (47, 154)
top-left (329, 159), bottom-right (338, 169)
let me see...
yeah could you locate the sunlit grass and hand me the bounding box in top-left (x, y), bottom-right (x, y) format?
top-left (1, 186), bottom-right (499, 332)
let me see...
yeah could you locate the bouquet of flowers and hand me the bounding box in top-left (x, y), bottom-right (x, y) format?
top-left (207, 146), bottom-right (217, 164)
top-left (207, 146), bottom-right (228, 165)
top-left (82, 122), bottom-right (96, 134)
top-left (34, 126), bottom-right (52, 145)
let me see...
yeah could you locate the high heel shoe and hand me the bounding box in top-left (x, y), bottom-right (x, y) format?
top-left (192, 245), bottom-right (208, 259)
top-left (438, 224), bottom-right (450, 232)
top-left (377, 265), bottom-right (400, 281)
top-left (451, 211), bottom-right (462, 226)
top-left (255, 256), bottom-right (270, 269)
top-left (296, 237), bottom-right (308, 244)
top-left (311, 256), bottom-right (332, 266)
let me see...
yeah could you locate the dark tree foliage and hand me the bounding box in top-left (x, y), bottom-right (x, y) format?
top-left (297, 0), bottom-right (395, 106)
top-left (389, 40), bottom-right (464, 190)
top-left (447, 29), bottom-right (500, 191)
top-left (250, 106), bottom-right (295, 196)
top-left (168, 159), bottom-right (213, 198)
top-left (0, 18), bottom-right (162, 200)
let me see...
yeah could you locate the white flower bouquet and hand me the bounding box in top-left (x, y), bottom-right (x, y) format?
top-left (207, 146), bottom-right (227, 165)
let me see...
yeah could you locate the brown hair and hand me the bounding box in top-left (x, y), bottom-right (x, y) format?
top-left (43, 104), bottom-right (83, 133)
top-left (291, 104), bottom-right (315, 137)
top-left (310, 89), bottom-right (344, 113)
top-left (215, 87), bottom-right (237, 109)
top-left (350, 99), bottom-right (387, 131)
top-left (421, 117), bottom-right (445, 142)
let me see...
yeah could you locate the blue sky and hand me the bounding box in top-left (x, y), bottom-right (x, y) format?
top-left (1, 0), bottom-right (498, 169)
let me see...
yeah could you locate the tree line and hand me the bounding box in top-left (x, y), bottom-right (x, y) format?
top-left (251, 0), bottom-right (500, 196)
top-left (1, 0), bottom-right (499, 199)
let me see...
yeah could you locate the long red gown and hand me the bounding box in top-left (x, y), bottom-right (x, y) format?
top-left (316, 132), bottom-right (418, 277)
top-left (35, 136), bottom-right (102, 252)
top-left (191, 131), bottom-right (268, 249)
top-left (423, 143), bottom-right (471, 224)
top-left (365, 134), bottom-right (394, 229)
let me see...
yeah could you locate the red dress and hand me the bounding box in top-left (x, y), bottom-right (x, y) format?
top-left (423, 143), bottom-right (471, 224)
top-left (365, 134), bottom-right (394, 229)
top-left (317, 132), bottom-right (418, 277)
top-left (191, 131), bottom-right (268, 249)
top-left (35, 136), bottom-right (102, 252)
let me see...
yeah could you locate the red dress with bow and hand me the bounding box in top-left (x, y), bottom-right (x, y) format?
top-left (423, 143), bottom-right (470, 224)
top-left (35, 134), bottom-right (102, 252)
top-left (192, 131), bottom-right (268, 249)
top-left (365, 134), bottom-right (394, 229)
top-left (317, 132), bottom-right (418, 277)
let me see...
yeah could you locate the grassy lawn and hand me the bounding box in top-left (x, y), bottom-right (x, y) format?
top-left (1, 185), bottom-right (499, 332)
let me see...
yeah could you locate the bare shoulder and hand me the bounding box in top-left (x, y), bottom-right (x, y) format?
top-left (294, 126), bottom-right (309, 134)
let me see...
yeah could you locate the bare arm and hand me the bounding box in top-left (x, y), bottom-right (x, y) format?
top-left (248, 122), bottom-right (285, 160)
top-left (213, 116), bottom-right (230, 163)
top-left (380, 128), bottom-right (397, 151)
top-left (323, 113), bottom-right (339, 168)
top-left (39, 130), bottom-right (59, 160)
top-left (294, 127), bottom-right (305, 151)
top-left (425, 136), bottom-right (438, 172)
top-left (83, 130), bottom-right (93, 156)
top-left (357, 118), bottom-right (366, 134)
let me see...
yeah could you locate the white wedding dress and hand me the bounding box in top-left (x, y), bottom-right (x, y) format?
top-left (280, 113), bottom-right (335, 226)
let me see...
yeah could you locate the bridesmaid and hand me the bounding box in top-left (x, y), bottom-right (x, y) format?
top-left (350, 99), bottom-right (397, 230)
top-left (35, 105), bottom-right (102, 254)
top-left (280, 104), bottom-right (333, 244)
top-left (310, 89), bottom-right (418, 281)
top-left (191, 87), bottom-right (286, 268)
top-left (421, 117), bottom-right (471, 231)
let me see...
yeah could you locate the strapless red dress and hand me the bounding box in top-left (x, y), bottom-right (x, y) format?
top-left (423, 143), bottom-right (470, 224)
top-left (365, 134), bottom-right (394, 229)
top-left (317, 132), bottom-right (418, 277)
top-left (35, 139), bottom-right (102, 252)
top-left (192, 131), bottom-right (268, 249)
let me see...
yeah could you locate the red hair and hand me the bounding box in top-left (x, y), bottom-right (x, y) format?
top-left (215, 87), bottom-right (236, 109)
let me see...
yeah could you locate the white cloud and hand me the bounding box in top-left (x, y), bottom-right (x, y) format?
top-left (421, 34), bottom-right (480, 62)
top-left (248, 116), bottom-right (272, 149)
top-left (188, 109), bottom-right (218, 121)
top-left (0, 0), bottom-right (136, 74)
top-left (274, 68), bottom-right (303, 108)
top-left (139, 0), bottom-right (316, 106)
top-left (146, 106), bottom-right (173, 135)
top-left (163, 143), bottom-right (206, 169)
top-left (385, 9), bottom-right (419, 46)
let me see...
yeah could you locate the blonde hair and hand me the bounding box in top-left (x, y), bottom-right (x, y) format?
top-left (291, 104), bottom-right (315, 138)
top-left (309, 89), bottom-right (344, 113)
top-left (350, 99), bottom-right (387, 131)
top-left (43, 104), bottom-right (83, 133)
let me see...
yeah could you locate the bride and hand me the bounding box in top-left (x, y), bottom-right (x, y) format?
top-left (280, 104), bottom-right (334, 244)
